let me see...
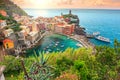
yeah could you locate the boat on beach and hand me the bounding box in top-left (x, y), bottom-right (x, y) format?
top-left (95, 36), bottom-right (110, 43)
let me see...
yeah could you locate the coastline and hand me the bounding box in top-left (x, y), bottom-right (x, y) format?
top-left (24, 31), bottom-right (95, 55)
top-left (53, 32), bottom-right (95, 48)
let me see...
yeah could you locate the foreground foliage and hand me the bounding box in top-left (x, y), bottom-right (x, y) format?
top-left (28, 52), bottom-right (54, 80)
top-left (1, 40), bottom-right (120, 80)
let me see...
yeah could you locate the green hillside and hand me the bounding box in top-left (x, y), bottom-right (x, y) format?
top-left (0, 0), bottom-right (28, 16)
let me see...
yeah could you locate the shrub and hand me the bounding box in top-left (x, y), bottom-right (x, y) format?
top-left (55, 72), bottom-right (79, 80)
top-left (56, 57), bottom-right (74, 71)
top-left (74, 60), bottom-right (89, 80)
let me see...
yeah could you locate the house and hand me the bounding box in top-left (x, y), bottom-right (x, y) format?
top-left (17, 30), bottom-right (27, 46)
top-left (0, 66), bottom-right (6, 80)
top-left (38, 22), bottom-right (46, 31)
top-left (18, 30), bottom-right (26, 39)
top-left (54, 23), bottom-right (64, 34)
top-left (63, 24), bottom-right (75, 35)
top-left (32, 21), bottom-right (39, 32)
top-left (3, 39), bottom-right (14, 49)
top-left (0, 10), bottom-right (7, 17)
top-left (20, 26), bottom-right (30, 34)
top-left (50, 23), bottom-right (56, 31)
top-left (55, 23), bottom-right (75, 35)
top-left (3, 29), bottom-right (14, 37)
top-left (0, 20), bottom-right (7, 29)
top-left (27, 31), bottom-right (39, 44)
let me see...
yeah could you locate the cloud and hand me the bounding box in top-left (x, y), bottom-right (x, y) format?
top-left (11, 0), bottom-right (120, 9)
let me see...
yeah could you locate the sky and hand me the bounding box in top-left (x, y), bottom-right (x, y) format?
top-left (11, 0), bottom-right (120, 9)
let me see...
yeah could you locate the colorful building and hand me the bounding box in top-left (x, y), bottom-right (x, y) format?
top-left (63, 24), bottom-right (75, 35)
top-left (27, 31), bottom-right (39, 43)
top-left (55, 23), bottom-right (75, 35)
top-left (37, 23), bottom-right (46, 31)
top-left (32, 21), bottom-right (39, 32)
top-left (3, 29), bottom-right (14, 37)
top-left (20, 26), bottom-right (30, 34)
top-left (0, 20), bottom-right (7, 29)
top-left (54, 23), bottom-right (64, 34)
top-left (3, 39), bottom-right (14, 49)
top-left (0, 10), bottom-right (7, 17)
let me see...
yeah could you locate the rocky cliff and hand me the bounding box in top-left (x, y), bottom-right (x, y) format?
top-left (0, 0), bottom-right (28, 16)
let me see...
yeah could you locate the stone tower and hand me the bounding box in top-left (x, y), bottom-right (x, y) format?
top-left (69, 10), bottom-right (72, 15)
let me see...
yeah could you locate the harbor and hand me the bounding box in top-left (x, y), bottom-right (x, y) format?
top-left (25, 31), bottom-right (97, 57)
top-left (26, 33), bottom-right (82, 56)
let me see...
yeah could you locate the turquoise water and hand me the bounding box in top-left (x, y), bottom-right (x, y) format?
top-left (26, 34), bottom-right (80, 56)
top-left (25, 9), bottom-right (120, 47)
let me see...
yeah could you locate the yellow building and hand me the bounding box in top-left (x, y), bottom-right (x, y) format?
top-left (3, 39), bottom-right (14, 49)
top-left (32, 21), bottom-right (39, 32)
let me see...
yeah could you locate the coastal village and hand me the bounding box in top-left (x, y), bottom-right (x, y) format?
top-left (0, 9), bottom-right (94, 56)
top-left (1, 0), bottom-right (120, 80)
top-left (0, 9), bottom-right (94, 80)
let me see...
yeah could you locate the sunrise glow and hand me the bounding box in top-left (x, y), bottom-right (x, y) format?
top-left (12, 0), bottom-right (120, 9)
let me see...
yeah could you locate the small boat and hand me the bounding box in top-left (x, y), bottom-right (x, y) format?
top-left (56, 41), bottom-right (60, 44)
top-left (49, 43), bottom-right (53, 46)
top-left (67, 37), bottom-right (70, 39)
top-left (61, 45), bottom-right (64, 47)
top-left (57, 48), bottom-right (60, 51)
top-left (95, 36), bottom-right (110, 43)
top-left (48, 49), bottom-right (52, 52)
top-left (93, 32), bottom-right (100, 36)
top-left (76, 43), bottom-right (83, 47)
top-left (43, 48), bottom-right (46, 50)
top-left (55, 43), bottom-right (58, 46)
top-left (46, 46), bottom-right (49, 48)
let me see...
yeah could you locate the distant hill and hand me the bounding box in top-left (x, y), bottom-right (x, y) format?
top-left (0, 0), bottom-right (28, 16)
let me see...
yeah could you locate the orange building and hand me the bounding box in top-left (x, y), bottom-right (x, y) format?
top-left (55, 23), bottom-right (75, 35)
top-left (3, 39), bottom-right (14, 49)
top-left (0, 10), bottom-right (7, 17)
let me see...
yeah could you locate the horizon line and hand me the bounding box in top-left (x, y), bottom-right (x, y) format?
top-left (23, 8), bottom-right (120, 10)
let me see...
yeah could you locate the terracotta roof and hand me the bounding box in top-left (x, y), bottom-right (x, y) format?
top-left (3, 39), bottom-right (13, 43)
top-left (0, 20), bottom-right (5, 23)
top-left (0, 10), bottom-right (7, 16)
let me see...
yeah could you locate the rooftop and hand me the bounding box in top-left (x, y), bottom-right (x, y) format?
top-left (29, 31), bottom-right (38, 37)
top-left (0, 20), bottom-right (6, 23)
top-left (4, 29), bottom-right (14, 33)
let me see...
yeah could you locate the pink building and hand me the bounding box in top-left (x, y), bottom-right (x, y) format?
top-left (37, 23), bottom-right (46, 31)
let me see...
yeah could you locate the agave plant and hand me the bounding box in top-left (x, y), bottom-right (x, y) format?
top-left (28, 51), bottom-right (54, 80)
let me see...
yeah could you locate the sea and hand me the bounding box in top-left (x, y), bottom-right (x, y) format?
top-left (24, 9), bottom-right (120, 56)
